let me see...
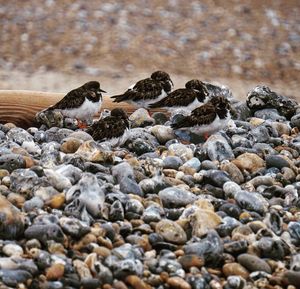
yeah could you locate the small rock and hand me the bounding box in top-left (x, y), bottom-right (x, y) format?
top-left (232, 153), bottom-right (265, 173)
top-left (0, 154), bottom-right (26, 172)
top-left (163, 156), bottom-right (183, 170)
top-left (265, 155), bottom-right (291, 169)
top-left (159, 187), bottom-right (197, 208)
top-left (155, 219), bottom-right (187, 245)
top-left (150, 125), bottom-right (175, 144)
top-left (46, 263), bottom-right (65, 281)
top-left (60, 137), bottom-right (83, 153)
top-left (167, 276), bottom-right (192, 289)
top-left (222, 263), bottom-right (249, 279)
top-left (168, 143), bottom-right (194, 162)
top-left (178, 255), bottom-right (204, 270)
top-left (129, 108), bottom-right (155, 128)
top-left (237, 254), bottom-right (271, 273)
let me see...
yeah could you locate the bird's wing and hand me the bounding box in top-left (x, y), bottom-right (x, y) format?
top-left (111, 78), bottom-right (163, 102)
top-left (88, 117), bottom-right (128, 141)
top-left (171, 103), bottom-right (216, 129)
top-left (49, 88), bottom-right (87, 110)
top-left (149, 88), bottom-right (196, 108)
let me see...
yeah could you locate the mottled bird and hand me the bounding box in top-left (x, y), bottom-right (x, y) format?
top-left (171, 96), bottom-right (232, 138)
top-left (86, 108), bottom-right (130, 147)
top-left (149, 79), bottom-right (209, 114)
top-left (111, 71), bottom-right (173, 108)
top-left (46, 81), bottom-right (106, 128)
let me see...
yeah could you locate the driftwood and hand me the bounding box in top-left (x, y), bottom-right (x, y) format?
top-left (0, 90), bottom-right (163, 128)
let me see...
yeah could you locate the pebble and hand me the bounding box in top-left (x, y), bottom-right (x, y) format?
top-left (237, 254), bottom-right (272, 273)
top-left (150, 125), bottom-right (175, 144)
top-left (222, 263), bottom-right (249, 279)
top-left (155, 219), bottom-right (187, 244)
top-left (129, 108), bottom-right (155, 128)
top-left (232, 153), bottom-right (265, 173)
top-left (159, 187), bottom-right (197, 208)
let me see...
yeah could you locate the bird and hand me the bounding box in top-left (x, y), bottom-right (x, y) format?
top-left (171, 96), bottom-right (232, 139)
top-left (110, 71), bottom-right (173, 109)
top-left (45, 81), bottom-right (106, 128)
top-left (86, 108), bottom-right (130, 147)
top-left (148, 79), bottom-right (209, 114)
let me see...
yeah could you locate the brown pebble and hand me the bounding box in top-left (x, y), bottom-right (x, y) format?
top-left (7, 192), bottom-right (25, 209)
top-left (131, 219), bottom-right (144, 227)
top-left (167, 276), bottom-right (192, 289)
top-left (160, 272), bottom-right (169, 283)
top-left (60, 137), bottom-right (82, 154)
top-left (23, 156), bottom-right (35, 168)
top-left (72, 233), bottom-right (97, 251)
top-left (102, 284), bottom-right (112, 289)
top-left (47, 193), bottom-right (65, 209)
top-left (113, 281), bottom-right (128, 289)
top-left (4, 123), bottom-right (16, 129)
top-left (125, 275), bottom-right (151, 289)
top-left (223, 262), bottom-right (249, 279)
top-left (46, 263), bottom-right (65, 281)
top-left (232, 152), bottom-right (265, 173)
top-left (179, 166), bottom-right (196, 175)
top-left (93, 246), bottom-right (111, 258)
top-left (179, 255), bottom-right (204, 270)
top-left (0, 169), bottom-right (9, 179)
top-left (175, 249), bottom-right (184, 257)
top-left (97, 236), bottom-right (113, 249)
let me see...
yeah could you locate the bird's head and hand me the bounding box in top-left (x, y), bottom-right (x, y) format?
top-left (111, 108), bottom-right (128, 120)
top-left (151, 71), bottom-right (173, 92)
top-left (84, 81), bottom-right (107, 98)
top-left (185, 79), bottom-right (209, 101)
top-left (211, 96), bottom-right (231, 112)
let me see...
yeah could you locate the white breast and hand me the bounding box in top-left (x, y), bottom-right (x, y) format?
top-left (190, 114), bottom-right (231, 135)
top-left (61, 99), bottom-right (101, 122)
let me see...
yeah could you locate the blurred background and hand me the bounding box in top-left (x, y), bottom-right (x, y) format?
top-left (0, 0), bottom-right (299, 100)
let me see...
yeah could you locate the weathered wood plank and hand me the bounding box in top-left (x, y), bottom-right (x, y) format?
top-left (0, 90), bottom-right (163, 128)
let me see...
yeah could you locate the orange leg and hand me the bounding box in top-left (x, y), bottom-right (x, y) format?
top-left (77, 119), bottom-right (88, 129)
top-left (203, 132), bottom-right (210, 140)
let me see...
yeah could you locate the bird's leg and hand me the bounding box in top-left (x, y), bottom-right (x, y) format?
top-left (77, 119), bottom-right (88, 129)
top-left (203, 132), bottom-right (210, 140)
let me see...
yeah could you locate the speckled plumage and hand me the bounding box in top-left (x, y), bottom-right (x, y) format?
top-left (47, 81), bottom-right (106, 122)
top-left (149, 79), bottom-right (208, 112)
top-left (87, 108), bottom-right (130, 147)
top-left (171, 96), bottom-right (232, 135)
top-left (111, 71), bottom-right (173, 108)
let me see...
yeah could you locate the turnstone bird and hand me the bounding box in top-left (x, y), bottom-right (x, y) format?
top-left (111, 71), bottom-right (173, 108)
top-left (86, 108), bottom-right (130, 147)
top-left (149, 79), bottom-right (209, 114)
top-left (46, 81), bottom-right (106, 128)
top-left (171, 96), bottom-right (232, 138)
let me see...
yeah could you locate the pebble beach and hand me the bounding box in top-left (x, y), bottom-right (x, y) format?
top-left (0, 84), bottom-right (299, 288)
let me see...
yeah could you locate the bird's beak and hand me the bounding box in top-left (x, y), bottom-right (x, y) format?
top-left (99, 89), bottom-right (107, 93)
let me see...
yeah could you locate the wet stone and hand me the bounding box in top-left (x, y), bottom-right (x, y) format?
top-left (237, 254), bottom-right (272, 274)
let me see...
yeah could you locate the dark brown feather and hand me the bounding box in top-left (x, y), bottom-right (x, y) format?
top-left (87, 109), bottom-right (129, 141)
top-left (149, 88), bottom-right (198, 108)
top-left (111, 78), bottom-right (164, 102)
top-left (171, 102), bottom-right (217, 129)
top-left (48, 81), bottom-right (102, 110)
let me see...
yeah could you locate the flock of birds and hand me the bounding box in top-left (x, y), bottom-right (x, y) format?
top-left (44, 71), bottom-right (234, 146)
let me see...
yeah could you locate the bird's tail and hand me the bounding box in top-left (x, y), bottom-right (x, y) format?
top-left (148, 100), bottom-right (163, 109)
top-left (171, 118), bottom-right (187, 130)
top-left (110, 94), bottom-right (126, 103)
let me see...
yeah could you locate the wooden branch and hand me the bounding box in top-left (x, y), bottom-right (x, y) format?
top-left (0, 90), bottom-right (163, 128)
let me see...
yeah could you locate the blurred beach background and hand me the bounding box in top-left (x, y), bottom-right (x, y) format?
top-left (0, 0), bottom-right (299, 100)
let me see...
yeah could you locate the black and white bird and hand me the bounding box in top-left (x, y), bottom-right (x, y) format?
top-left (171, 96), bottom-right (232, 139)
top-left (46, 81), bottom-right (106, 128)
top-left (86, 108), bottom-right (130, 147)
top-left (149, 79), bottom-right (209, 114)
top-left (111, 71), bottom-right (173, 108)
